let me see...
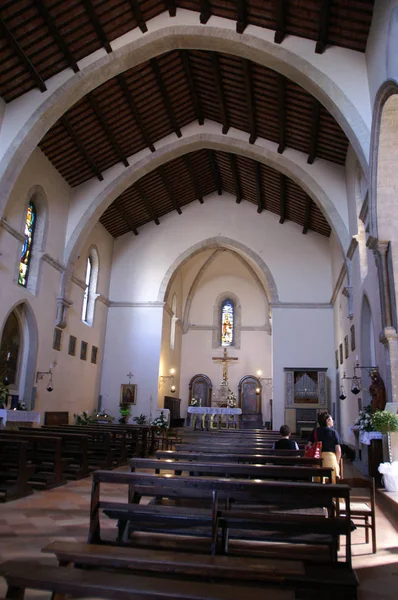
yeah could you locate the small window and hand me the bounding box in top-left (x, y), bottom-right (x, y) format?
top-left (221, 299), bottom-right (234, 347)
top-left (81, 248), bottom-right (99, 326)
top-left (82, 256), bottom-right (92, 323)
top-left (80, 341), bottom-right (88, 361)
top-left (19, 201), bottom-right (36, 287)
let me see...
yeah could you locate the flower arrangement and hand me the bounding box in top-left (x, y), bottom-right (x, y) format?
top-left (190, 398), bottom-right (198, 406)
top-left (75, 410), bottom-right (97, 425)
top-left (354, 405), bottom-right (374, 432)
top-left (227, 389), bottom-right (237, 408)
top-left (151, 411), bottom-right (168, 431)
top-left (133, 414), bottom-right (147, 425)
top-left (17, 401), bottom-right (27, 411)
top-left (119, 403), bottom-right (131, 423)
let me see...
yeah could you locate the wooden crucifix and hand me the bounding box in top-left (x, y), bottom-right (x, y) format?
top-left (212, 348), bottom-right (238, 383)
top-left (126, 371), bottom-right (134, 384)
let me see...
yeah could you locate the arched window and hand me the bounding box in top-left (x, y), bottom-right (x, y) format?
top-left (82, 248), bottom-right (99, 326)
top-left (221, 299), bottom-right (234, 347)
top-left (18, 201), bottom-right (36, 287)
top-left (0, 311), bottom-right (21, 387)
top-left (170, 294), bottom-right (177, 349)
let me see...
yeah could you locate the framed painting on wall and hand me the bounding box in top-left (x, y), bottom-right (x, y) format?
top-left (350, 324), bottom-right (356, 351)
top-left (335, 350), bottom-right (339, 370)
top-left (91, 346), bottom-right (98, 364)
top-left (339, 343), bottom-right (343, 365)
top-left (68, 335), bottom-right (77, 356)
top-left (120, 384), bottom-right (137, 405)
top-left (53, 328), bottom-right (62, 351)
top-left (344, 335), bottom-right (349, 359)
top-left (80, 341), bottom-right (88, 361)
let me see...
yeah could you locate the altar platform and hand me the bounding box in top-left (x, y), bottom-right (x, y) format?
top-left (187, 406), bottom-right (242, 429)
top-left (0, 409), bottom-right (40, 429)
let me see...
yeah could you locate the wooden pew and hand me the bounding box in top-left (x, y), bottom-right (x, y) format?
top-left (41, 426), bottom-right (116, 470)
top-left (156, 450), bottom-right (321, 466)
top-left (175, 443), bottom-right (306, 452)
top-left (0, 560), bottom-right (291, 600)
top-left (0, 439), bottom-right (35, 501)
top-left (0, 432), bottom-right (67, 489)
top-left (42, 540), bottom-right (359, 599)
top-left (130, 457), bottom-right (333, 482)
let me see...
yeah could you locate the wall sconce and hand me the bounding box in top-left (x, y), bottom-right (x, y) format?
top-left (159, 368), bottom-right (176, 392)
top-left (255, 387), bottom-right (261, 396)
top-left (36, 360), bottom-right (56, 392)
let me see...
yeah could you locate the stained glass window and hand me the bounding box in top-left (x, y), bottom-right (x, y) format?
top-left (82, 256), bottom-right (92, 323)
top-left (18, 201), bottom-right (36, 287)
top-left (221, 299), bottom-right (234, 347)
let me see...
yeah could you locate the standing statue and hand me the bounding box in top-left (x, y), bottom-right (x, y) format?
top-left (369, 370), bottom-right (387, 412)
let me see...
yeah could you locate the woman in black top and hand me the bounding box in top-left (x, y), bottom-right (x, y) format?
top-left (308, 412), bottom-right (341, 482)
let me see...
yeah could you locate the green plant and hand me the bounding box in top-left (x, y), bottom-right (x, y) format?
top-left (74, 410), bottom-right (97, 425)
top-left (372, 410), bottom-right (398, 435)
top-left (133, 414), bottom-right (147, 425)
top-left (119, 403), bottom-right (131, 423)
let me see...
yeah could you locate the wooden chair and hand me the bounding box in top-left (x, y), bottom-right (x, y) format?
top-left (339, 477), bottom-right (376, 553)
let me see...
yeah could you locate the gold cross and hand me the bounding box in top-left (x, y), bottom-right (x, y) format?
top-left (212, 348), bottom-right (238, 383)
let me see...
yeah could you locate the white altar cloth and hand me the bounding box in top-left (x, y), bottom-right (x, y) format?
top-left (0, 409), bottom-right (41, 426)
top-left (187, 407), bottom-right (242, 415)
top-left (348, 425), bottom-right (383, 446)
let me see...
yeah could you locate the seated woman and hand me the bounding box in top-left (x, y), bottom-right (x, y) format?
top-left (273, 425), bottom-right (299, 450)
top-left (307, 412), bottom-right (342, 483)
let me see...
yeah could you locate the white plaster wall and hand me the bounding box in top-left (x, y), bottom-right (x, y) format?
top-left (0, 150), bottom-right (113, 422)
top-left (272, 308), bottom-right (335, 430)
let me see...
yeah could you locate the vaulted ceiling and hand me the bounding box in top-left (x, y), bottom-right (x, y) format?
top-left (0, 1), bottom-right (375, 240)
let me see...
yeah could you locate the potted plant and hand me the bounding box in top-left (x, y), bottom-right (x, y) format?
top-left (119, 403), bottom-right (131, 424)
top-left (133, 414), bottom-right (147, 425)
top-left (372, 410), bottom-right (398, 464)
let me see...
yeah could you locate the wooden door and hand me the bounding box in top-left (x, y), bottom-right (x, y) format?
top-left (239, 376), bottom-right (261, 414)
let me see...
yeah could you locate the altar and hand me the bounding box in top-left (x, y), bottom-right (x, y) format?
top-left (0, 409), bottom-right (41, 429)
top-left (187, 406), bottom-right (242, 430)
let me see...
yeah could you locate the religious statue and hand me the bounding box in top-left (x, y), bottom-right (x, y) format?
top-left (369, 370), bottom-right (387, 412)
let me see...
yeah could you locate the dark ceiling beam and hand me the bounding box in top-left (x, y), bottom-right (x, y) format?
top-left (158, 165), bottom-right (182, 215)
top-left (114, 200), bottom-right (139, 236)
top-left (274, 0), bottom-right (287, 44)
top-left (209, 151), bottom-right (223, 196)
top-left (302, 198), bottom-right (312, 234)
top-left (200, 0), bottom-right (211, 24)
top-left (210, 53), bottom-right (229, 134)
top-left (255, 162), bottom-right (264, 214)
top-left (229, 154), bottom-right (242, 204)
top-left (150, 58), bottom-right (182, 138)
top-left (36, 1), bottom-right (79, 73)
top-left (315, 0), bottom-right (332, 54)
top-left (117, 74), bottom-right (155, 152)
top-left (61, 115), bottom-right (103, 181)
top-left (127, 0), bottom-right (148, 33)
top-left (183, 155), bottom-right (204, 204)
top-left (279, 174), bottom-right (287, 224)
top-left (308, 99), bottom-right (321, 164)
top-left (277, 74), bottom-right (286, 154)
top-left (0, 18), bottom-right (47, 92)
top-left (242, 59), bottom-right (257, 144)
top-left (134, 181), bottom-right (160, 225)
top-left (165, 1), bottom-right (176, 17)
top-left (86, 95), bottom-right (129, 167)
top-left (82, 0), bottom-right (112, 53)
top-left (180, 50), bottom-right (204, 125)
top-left (236, 0), bottom-right (248, 34)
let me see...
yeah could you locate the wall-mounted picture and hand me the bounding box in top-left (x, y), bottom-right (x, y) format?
top-left (68, 335), bottom-right (77, 356)
top-left (53, 328), bottom-right (62, 351)
top-left (80, 341), bottom-right (88, 361)
top-left (344, 335), bottom-right (349, 359)
top-left (91, 346), bottom-right (98, 364)
top-left (120, 383), bottom-right (137, 405)
top-left (350, 324), bottom-right (356, 352)
top-left (335, 350), bottom-right (339, 370)
top-left (339, 343), bottom-right (343, 365)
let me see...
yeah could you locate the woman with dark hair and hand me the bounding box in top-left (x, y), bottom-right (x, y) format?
top-left (307, 412), bottom-right (341, 483)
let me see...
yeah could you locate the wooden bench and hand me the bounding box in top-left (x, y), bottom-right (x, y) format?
top-left (175, 444), bottom-right (306, 452)
top-left (0, 439), bottom-right (35, 501)
top-left (41, 426), bottom-right (116, 469)
top-left (156, 450), bottom-right (321, 466)
top-left (42, 540), bottom-right (359, 599)
top-left (130, 457), bottom-right (333, 482)
top-left (0, 559), bottom-right (291, 600)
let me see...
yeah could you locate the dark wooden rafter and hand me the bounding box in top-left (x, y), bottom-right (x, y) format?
top-left (200, 0), bottom-right (211, 24)
top-left (308, 99), bottom-right (321, 164)
top-left (82, 0), bottom-right (112, 53)
top-left (255, 162), bottom-right (264, 214)
top-left (87, 94), bottom-right (129, 167)
top-left (279, 173), bottom-right (287, 224)
top-left (150, 58), bottom-right (182, 138)
top-left (117, 74), bottom-right (155, 152)
top-left (303, 198), bottom-right (312, 234)
top-left (114, 200), bottom-right (139, 235)
top-left (157, 165), bottom-right (182, 214)
top-left (277, 74), bottom-right (286, 154)
top-left (210, 53), bottom-right (229, 134)
top-left (127, 0), bottom-right (148, 33)
top-left (236, 0), bottom-right (248, 34)
top-left (208, 150), bottom-right (222, 195)
top-left (242, 59), bottom-right (257, 144)
top-left (229, 154), bottom-right (242, 204)
top-left (134, 180), bottom-right (160, 225)
top-left (274, 0), bottom-right (287, 44)
top-left (180, 50), bottom-right (204, 125)
top-left (316, 0), bottom-right (332, 54)
top-left (183, 155), bottom-right (204, 204)
top-left (61, 115), bottom-right (103, 181)
top-left (36, 1), bottom-right (79, 73)
top-left (165, 1), bottom-right (176, 17)
top-left (0, 17), bottom-right (47, 92)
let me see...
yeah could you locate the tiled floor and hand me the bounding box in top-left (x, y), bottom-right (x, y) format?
top-left (0, 465), bottom-right (397, 599)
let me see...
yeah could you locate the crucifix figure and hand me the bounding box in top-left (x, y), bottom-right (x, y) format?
top-left (212, 348), bottom-right (238, 384)
top-left (126, 371), bottom-right (134, 384)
